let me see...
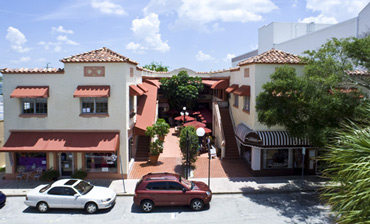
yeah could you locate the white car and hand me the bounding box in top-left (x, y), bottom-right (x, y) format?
top-left (24, 179), bottom-right (116, 214)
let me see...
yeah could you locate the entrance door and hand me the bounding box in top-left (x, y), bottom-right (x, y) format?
top-left (60, 153), bottom-right (74, 176)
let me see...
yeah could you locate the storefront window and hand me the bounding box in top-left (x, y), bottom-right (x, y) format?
top-left (263, 149), bottom-right (289, 169)
top-left (85, 153), bottom-right (117, 173)
top-left (293, 149), bottom-right (304, 168)
top-left (241, 146), bottom-right (251, 164)
top-left (16, 153), bottom-right (47, 171)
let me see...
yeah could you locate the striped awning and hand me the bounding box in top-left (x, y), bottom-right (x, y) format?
top-left (235, 123), bottom-right (309, 147)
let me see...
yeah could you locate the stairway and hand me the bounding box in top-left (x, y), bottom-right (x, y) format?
top-left (219, 108), bottom-right (240, 159)
top-left (135, 136), bottom-right (150, 161)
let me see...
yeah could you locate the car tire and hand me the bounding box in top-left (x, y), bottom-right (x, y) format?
top-left (37, 201), bottom-right (49, 213)
top-left (141, 200), bottom-right (154, 212)
top-left (85, 202), bottom-right (98, 214)
top-left (190, 199), bottom-right (204, 211)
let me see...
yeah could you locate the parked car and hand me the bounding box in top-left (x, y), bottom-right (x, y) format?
top-left (0, 191), bottom-right (6, 208)
top-left (134, 172), bottom-right (212, 212)
top-left (24, 179), bottom-right (116, 214)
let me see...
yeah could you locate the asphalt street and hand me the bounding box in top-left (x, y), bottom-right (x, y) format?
top-left (0, 192), bottom-right (333, 224)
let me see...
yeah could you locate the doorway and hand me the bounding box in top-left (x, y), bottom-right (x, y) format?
top-left (59, 152), bottom-right (74, 176)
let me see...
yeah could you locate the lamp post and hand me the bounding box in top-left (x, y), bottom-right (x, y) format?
top-left (180, 106), bottom-right (189, 125)
top-left (196, 127), bottom-right (209, 186)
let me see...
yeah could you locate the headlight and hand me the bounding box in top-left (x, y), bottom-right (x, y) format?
top-left (206, 191), bottom-right (211, 196)
top-left (101, 198), bottom-right (111, 203)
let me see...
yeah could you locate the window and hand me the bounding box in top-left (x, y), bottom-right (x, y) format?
top-left (168, 182), bottom-right (184, 191)
top-left (16, 153), bottom-right (47, 171)
top-left (130, 67), bottom-right (134, 77)
top-left (146, 182), bottom-right (167, 190)
top-left (22, 98), bottom-right (47, 114)
top-left (129, 96), bottom-right (134, 113)
top-left (64, 187), bottom-right (77, 196)
top-left (244, 68), bottom-right (250, 77)
top-left (81, 97), bottom-right (108, 114)
top-left (85, 153), bottom-right (117, 173)
top-left (243, 96), bottom-right (250, 112)
top-left (233, 94), bottom-right (239, 107)
top-left (263, 149), bottom-right (289, 169)
top-left (48, 187), bottom-right (64, 195)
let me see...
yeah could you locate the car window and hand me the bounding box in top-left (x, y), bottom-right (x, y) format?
top-left (74, 181), bottom-right (94, 195)
top-left (146, 182), bottom-right (167, 190)
top-left (39, 184), bottom-right (52, 193)
top-left (181, 178), bottom-right (192, 189)
top-left (63, 187), bottom-right (77, 196)
top-left (168, 182), bottom-right (184, 191)
top-left (47, 187), bottom-right (64, 195)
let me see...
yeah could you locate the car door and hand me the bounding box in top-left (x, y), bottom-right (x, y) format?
top-left (145, 181), bottom-right (168, 206)
top-left (61, 187), bottom-right (81, 209)
top-left (46, 187), bottom-right (64, 208)
top-left (167, 181), bottom-right (190, 205)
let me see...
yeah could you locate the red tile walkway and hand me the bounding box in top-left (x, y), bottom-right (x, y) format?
top-left (128, 127), bottom-right (252, 179)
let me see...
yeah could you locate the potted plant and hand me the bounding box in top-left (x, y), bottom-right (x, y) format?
top-left (149, 139), bottom-right (164, 164)
top-left (154, 119), bottom-right (170, 141)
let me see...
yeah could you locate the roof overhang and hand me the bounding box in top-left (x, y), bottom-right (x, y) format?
top-left (73, 85), bottom-right (110, 97)
top-left (10, 86), bottom-right (49, 98)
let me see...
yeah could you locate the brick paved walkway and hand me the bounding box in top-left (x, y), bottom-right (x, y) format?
top-left (128, 127), bottom-right (252, 179)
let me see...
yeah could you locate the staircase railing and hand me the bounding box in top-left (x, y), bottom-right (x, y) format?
top-left (215, 101), bottom-right (227, 158)
top-left (228, 102), bottom-right (241, 156)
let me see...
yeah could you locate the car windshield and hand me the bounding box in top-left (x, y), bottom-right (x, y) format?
top-left (74, 180), bottom-right (94, 195)
top-left (180, 178), bottom-right (194, 190)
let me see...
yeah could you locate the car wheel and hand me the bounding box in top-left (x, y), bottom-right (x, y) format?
top-left (37, 202), bottom-right (49, 213)
top-left (85, 202), bottom-right (98, 214)
top-left (190, 199), bottom-right (204, 211)
top-left (141, 200), bottom-right (154, 212)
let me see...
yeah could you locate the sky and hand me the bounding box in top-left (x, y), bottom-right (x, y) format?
top-left (0, 0), bottom-right (369, 72)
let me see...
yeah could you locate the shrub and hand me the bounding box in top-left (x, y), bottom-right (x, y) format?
top-left (71, 169), bottom-right (88, 179)
top-left (41, 168), bottom-right (59, 181)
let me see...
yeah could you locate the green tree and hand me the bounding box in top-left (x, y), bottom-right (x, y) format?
top-left (256, 38), bottom-right (366, 147)
top-left (143, 62), bottom-right (169, 72)
top-left (321, 105), bottom-right (370, 223)
top-left (160, 71), bottom-right (204, 110)
top-left (179, 126), bottom-right (199, 166)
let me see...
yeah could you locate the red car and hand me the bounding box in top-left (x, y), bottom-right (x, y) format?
top-left (134, 173), bottom-right (212, 212)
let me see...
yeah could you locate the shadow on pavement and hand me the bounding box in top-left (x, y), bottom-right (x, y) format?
top-left (130, 203), bottom-right (210, 214)
top-left (23, 204), bottom-right (115, 215)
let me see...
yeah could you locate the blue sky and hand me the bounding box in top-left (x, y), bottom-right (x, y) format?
top-left (1, 0), bottom-right (369, 72)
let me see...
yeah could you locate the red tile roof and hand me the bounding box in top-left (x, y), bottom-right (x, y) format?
top-left (0, 68), bottom-right (64, 74)
top-left (238, 49), bottom-right (303, 66)
top-left (346, 70), bottom-right (370, 76)
top-left (234, 85), bottom-right (251, 96)
top-left (225, 84), bottom-right (239, 93)
top-left (60, 47), bottom-right (138, 64)
top-left (73, 85), bottom-right (110, 97)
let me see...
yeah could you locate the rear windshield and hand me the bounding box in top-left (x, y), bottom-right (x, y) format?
top-left (39, 184), bottom-right (52, 193)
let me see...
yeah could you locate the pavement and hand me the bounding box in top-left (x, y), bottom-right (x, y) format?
top-left (0, 172), bottom-right (328, 196)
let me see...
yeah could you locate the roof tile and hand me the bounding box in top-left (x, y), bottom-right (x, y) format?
top-left (238, 49), bottom-right (303, 66)
top-left (0, 68), bottom-right (64, 74)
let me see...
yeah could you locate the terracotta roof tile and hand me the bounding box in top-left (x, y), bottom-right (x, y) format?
top-left (346, 70), bottom-right (370, 76)
top-left (238, 49), bottom-right (303, 66)
top-left (0, 68), bottom-right (64, 74)
top-left (60, 47), bottom-right (138, 64)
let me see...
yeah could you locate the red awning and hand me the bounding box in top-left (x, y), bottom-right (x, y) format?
top-left (73, 86), bottom-right (110, 97)
top-left (0, 131), bottom-right (119, 152)
top-left (144, 79), bottom-right (161, 88)
top-left (137, 84), bottom-right (149, 93)
top-left (226, 84), bottom-right (239, 93)
top-left (202, 80), bottom-right (229, 89)
top-left (129, 85), bottom-right (144, 96)
top-left (10, 86), bottom-right (49, 98)
top-left (234, 85), bottom-right (251, 96)
top-left (135, 82), bottom-right (158, 135)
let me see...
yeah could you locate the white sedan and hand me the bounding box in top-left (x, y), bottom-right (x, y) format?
top-left (24, 179), bottom-right (116, 214)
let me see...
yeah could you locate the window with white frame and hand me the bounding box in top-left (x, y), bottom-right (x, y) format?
top-left (22, 98), bottom-right (47, 114)
top-left (81, 97), bottom-right (108, 114)
top-left (243, 96), bottom-right (250, 112)
top-left (233, 94), bottom-right (239, 107)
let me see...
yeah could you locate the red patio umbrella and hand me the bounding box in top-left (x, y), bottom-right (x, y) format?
top-left (174, 115), bottom-right (195, 122)
top-left (183, 120), bottom-right (206, 128)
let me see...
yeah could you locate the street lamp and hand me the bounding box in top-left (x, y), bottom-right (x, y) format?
top-left (196, 127), bottom-right (209, 187)
top-left (180, 106), bottom-right (189, 125)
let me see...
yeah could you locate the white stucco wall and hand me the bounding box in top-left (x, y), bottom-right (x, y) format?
top-left (3, 62), bottom-right (140, 174)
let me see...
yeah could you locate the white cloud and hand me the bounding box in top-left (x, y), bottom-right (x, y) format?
top-left (224, 53), bottom-right (235, 62)
top-left (54, 45), bottom-right (62, 52)
top-left (300, 0), bottom-right (368, 24)
top-left (91, 0), bottom-right (127, 16)
top-left (196, 51), bottom-right (214, 62)
top-left (211, 23), bottom-right (224, 32)
top-left (20, 57), bottom-right (31, 62)
top-left (126, 13), bottom-right (170, 53)
top-left (52, 26), bottom-right (74, 34)
top-left (144, 0), bottom-right (278, 31)
top-left (5, 27), bottom-right (32, 53)
top-left (35, 58), bottom-right (47, 63)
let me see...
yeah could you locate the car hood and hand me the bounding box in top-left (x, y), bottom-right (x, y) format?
top-left (192, 181), bottom-right (211, 192)
top-left (85, 186), bottom-right (116, 200)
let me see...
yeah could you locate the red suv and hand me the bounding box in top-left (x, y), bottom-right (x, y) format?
top-left (134, 173), bottom-right (212, 212)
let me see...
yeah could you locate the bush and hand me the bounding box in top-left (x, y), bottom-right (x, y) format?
top-left (179, 126), bottom-right (199, 166)
top-left (71, 169), bottom-right (88, 179)
top-left (41, 168), bottom-right (59, 181)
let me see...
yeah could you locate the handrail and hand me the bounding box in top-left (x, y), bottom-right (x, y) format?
top-left (228, 102), bottom-right (241, 156)
top-left (214, 101), bottom-right (226, 158)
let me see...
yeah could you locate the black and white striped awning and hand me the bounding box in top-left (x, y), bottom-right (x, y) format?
top-left (235, 123), bottom-right (310, 147)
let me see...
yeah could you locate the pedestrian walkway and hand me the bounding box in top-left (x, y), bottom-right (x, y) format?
top-left (129, 127), bottom-right (252, 179)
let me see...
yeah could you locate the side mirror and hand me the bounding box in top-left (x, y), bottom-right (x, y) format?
top-left (74, 194), bottom-right (80, 198)
top-left (182, 188), bottom-right (187, 193)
